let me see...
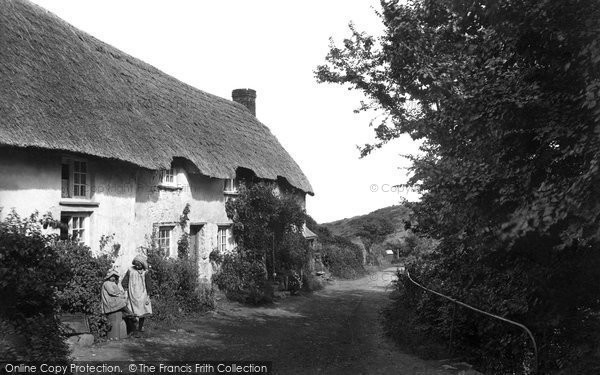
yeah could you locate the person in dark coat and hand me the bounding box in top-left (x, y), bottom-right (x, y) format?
top-left (101, 269), bottom-right (130, 314)
top-left (102, 269), bottom-right (135, 337)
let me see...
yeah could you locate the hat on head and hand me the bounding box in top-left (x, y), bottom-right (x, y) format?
top-left (133, 254), bottom-right (148, 270)
top-left (104, 268), bottom-right (119, 281)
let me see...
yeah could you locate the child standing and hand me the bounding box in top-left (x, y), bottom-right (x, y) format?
top-left (122, 254), bottom-right (152, 336)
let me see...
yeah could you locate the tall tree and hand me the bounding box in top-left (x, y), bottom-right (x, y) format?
top-left (225, 182), bottom-right (308, 276)
top-left (317, 0), bottom-right (600, 372)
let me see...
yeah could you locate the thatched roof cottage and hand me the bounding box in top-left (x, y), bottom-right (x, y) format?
top-left (0, 0), bottom-right (313, 279)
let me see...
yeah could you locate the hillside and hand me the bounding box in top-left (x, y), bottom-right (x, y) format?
top-left (304, 205), bottom-right (415, 272)
top-left (317, 205), bottom-right (414, 265)
top-left (321, 205), bottom-right (411, 240)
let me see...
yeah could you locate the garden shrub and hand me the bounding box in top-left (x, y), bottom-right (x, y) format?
top-left (320, 242), bottom-right (365, 279)
top-left (214, 182), bottom-right (311, 303)
top-left (0, 210), bottom-right (70, 361)
top-left (277, 232), bottom-right (310, 273)
top-left (146, 243), bottom-right (215, 324)
top-left (53, 241), bottom-right (114, 339)
top-left (302, 273), bottom-right (324, 292)
top-left (287, 270), bottom-right (303, 295)
top-left (209, 248), bottom-right (223, 264)
top-left (305, 215), bottom-right (366, 279)
top-left (212, 249), bottom-right (269, 304)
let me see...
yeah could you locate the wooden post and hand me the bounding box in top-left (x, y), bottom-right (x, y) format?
top-left (106, 311), bottom-right (122, 340)
top-left (119, 319), bottom-right (128, 339)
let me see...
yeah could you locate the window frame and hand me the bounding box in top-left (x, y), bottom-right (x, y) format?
top-left (157, 168), bottom-right (180, 189)
top-left (223, 178), bottom-right (239, 195)
top-left (60, 213), bottom-right (90, 245)
top-left (157, 225), bottom-right (174, 257)
top-left (61, 156), bottom-right (90, 199)
top-left (217, 226), bottom-right (229, 253)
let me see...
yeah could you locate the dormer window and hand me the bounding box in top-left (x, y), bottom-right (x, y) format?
top-left (158, 169), bottom-right (176, 187)
top-left (224, 178), bottom-right (239, 194)
top-left (61, 157), bottom-right (90, 199)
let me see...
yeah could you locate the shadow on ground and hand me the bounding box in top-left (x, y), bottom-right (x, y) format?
top-left (74, 270), bottom-right (475, 374)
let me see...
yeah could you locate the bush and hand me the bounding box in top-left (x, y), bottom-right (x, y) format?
top-left (217, 182), bottom-right (312, 303)
top-left (277, 232), bottom-right (310, 274)
top-left (146, 244), bottom-right (215, 325)
top-left (384, 236), bottom-right (600, 374)
top-left (209, 248), bottom-right (223, 264)
top-left (212, 249), bottom-right (270, 304)
top-left (145, 202), bottom-right (215, 324)
top-left (305, 215), bottom-right (366, 278)
top-left (302, 273), bottom-right (324, 292)
top-left (0, 210), bottom-right (70, 361)
top-left (383, 270), bottom-right (451, 361)
top-left (53, 241), bottom-right (113, 339)
top-left (321, 242), bottom-right (365, 279)
top-left (287, 270), bottom-right (303, 295)
top-left (0, 315), bottom-right (69, 362)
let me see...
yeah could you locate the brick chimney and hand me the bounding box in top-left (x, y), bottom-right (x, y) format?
top-left (232, 88), bottom-right (256, 116)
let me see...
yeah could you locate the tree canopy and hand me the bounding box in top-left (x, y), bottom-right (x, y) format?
top-left (317, 0), bottom-right (600, 372)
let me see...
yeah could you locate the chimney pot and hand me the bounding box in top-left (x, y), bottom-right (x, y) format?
top-left (232, 88), bottom-right (256, 116)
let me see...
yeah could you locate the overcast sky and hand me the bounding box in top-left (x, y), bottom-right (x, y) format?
top-left (31, 0), bottom-right (420, 223)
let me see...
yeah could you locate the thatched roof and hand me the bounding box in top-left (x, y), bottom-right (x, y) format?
top-left (0, 0), bottom-right (313, 194)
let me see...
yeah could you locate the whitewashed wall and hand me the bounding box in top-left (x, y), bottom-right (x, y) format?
top-left (0, 147), bottom-right (307, 281)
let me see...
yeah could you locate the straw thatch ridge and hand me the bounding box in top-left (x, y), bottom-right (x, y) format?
top-left (0, 0), bottom-right (313, 194)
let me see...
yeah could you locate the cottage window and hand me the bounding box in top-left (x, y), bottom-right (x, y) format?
top-left (217, 226), bottom-right (230, 252)
top-left (60, 213), bottom-right (90, 245)
top-left (62, 157), bottom-right (89, 199)
top-left (73, 161), bottom-right (87, 197)
top-left (157, 226), bottom-right (173, 256)
top-left (223, 178), bottom-right (238, 194)
top-left (159, 169), bottom-right (176, 186)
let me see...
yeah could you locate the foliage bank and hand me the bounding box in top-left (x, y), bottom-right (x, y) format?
top-left (0, 211), bottom-right (69, 361)
top-left (306, 215), bottom-right (365, 279)
top-left (317, 0), bottom-right (600, 372)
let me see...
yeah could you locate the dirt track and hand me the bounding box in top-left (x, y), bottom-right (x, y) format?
top-left (73, 269), bottom-right (472, 374)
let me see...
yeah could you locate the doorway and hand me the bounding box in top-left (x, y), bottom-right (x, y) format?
top-left (189, 224), bottom-right (204, 261)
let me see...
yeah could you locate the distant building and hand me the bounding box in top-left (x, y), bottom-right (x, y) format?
top-left (303, 226), bottom-right (318, 249)
top-left (0, 0), bottom-right (313, 281)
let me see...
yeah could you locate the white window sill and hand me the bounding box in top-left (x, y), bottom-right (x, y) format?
top-left (59, 199), bottom-right (99, 207)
